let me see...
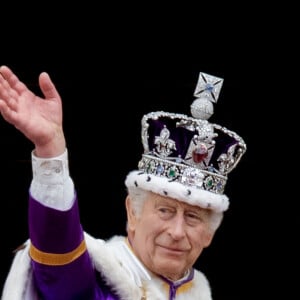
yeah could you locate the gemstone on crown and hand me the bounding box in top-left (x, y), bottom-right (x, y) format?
top-left (137, 72), bottom-right (246, 195)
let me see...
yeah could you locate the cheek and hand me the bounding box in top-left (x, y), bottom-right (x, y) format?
top-left (136, 217), bottom-right (164, 241)
top-left (189, 227), bottom-right (211, 248)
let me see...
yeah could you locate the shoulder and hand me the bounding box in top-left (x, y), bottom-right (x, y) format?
top-left (193, 268), bottom-right (210, 285)
top-left (191, 269), bottom-right (212, 299)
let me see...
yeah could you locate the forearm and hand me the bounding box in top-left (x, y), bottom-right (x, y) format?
top-left (28, 195), bottom-right (97, 299)
top-left (28, 149), bottom-right (97, 299)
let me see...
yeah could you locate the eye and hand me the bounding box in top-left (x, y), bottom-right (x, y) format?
top-left (186, 212), bottom-right (199, 219)
top-left (157, 207), bottom-right (175, 220)
top-left (185, 212), bottom-right (205, 225)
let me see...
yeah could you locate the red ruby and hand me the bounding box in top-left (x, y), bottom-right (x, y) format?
top-left (192, 144), bottom-right (208, 163)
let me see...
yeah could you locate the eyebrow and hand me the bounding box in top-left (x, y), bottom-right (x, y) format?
top-left (156, 198), bottom-right (204, 212)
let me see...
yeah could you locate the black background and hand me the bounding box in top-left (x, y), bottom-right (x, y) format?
top-left (0, 4), bottom-right (296, 299)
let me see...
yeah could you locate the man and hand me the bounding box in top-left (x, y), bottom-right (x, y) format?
top-left (0, 66), bottom-right (246, 299)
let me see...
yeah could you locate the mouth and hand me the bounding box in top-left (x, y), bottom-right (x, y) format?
top-left (158, 245), bottom-right (187, 255)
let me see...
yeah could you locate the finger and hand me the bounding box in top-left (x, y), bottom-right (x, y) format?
top-left (0, 65), bottom-right (10, 79)
top-left (0, 72), bottom-right (20, 105)
top-left (0, 91), bottom-right (18, 113)
top-left (0, 98), bottom-right (18, 124)
top-left (39, 72), bottom-right (61, 101)
top-left (0, 65), bottom-right (29, 96)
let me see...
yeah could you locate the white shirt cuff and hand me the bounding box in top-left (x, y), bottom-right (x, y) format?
top-left (30, 149), bottom-right (75, 210)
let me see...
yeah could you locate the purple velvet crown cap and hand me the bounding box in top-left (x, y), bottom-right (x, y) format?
top-left (125, 72), bottom-right (247, 212)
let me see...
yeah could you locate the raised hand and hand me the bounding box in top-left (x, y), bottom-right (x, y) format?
top-left (0, 66), bottom-right (66, 157)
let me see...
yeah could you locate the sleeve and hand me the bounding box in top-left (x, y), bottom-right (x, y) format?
top-left (29, 149), bottom-right (75, 210)
top-left (28, 150), bottom-right (99, 299)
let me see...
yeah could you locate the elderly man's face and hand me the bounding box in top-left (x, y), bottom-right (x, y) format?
top-left (126, 192), bottom-right (214, 281)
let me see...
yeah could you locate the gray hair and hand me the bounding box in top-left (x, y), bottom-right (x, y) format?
top-left (126, 186), bottom-right (223, 233)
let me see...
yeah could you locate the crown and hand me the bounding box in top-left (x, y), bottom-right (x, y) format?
top-left (125, 72), bottom-right (247, 212)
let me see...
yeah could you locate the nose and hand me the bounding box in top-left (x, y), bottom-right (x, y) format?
top-left (167, 213), bottom-right (187, 240)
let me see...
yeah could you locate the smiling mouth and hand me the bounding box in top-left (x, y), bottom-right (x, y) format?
top-left (158, 245), bottom-right (187, 254)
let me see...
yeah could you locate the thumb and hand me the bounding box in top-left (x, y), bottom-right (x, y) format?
top-left (38, 72), bottom-right (61, 100)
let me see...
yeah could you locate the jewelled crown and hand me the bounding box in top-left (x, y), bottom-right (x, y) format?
top-left (125, 72), bottom-right (247, 212)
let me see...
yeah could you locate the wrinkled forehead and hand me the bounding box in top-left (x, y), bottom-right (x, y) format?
top-left (147, 191), bottom-right (211, 213)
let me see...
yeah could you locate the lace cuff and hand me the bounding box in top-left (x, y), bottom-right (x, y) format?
top-left (30, 149), bottom-right (75, 210)
top-left (32, 150), bottom-right (69, 185)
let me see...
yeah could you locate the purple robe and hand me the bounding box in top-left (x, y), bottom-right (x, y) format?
top-left (29, 194), bottom-right (119, 300)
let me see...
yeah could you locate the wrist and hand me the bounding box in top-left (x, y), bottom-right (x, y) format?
top-left (34, 132), bottom-right (66, 158)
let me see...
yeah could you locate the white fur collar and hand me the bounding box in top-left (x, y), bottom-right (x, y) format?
top-left (1, 234), bottom-right (212, 300)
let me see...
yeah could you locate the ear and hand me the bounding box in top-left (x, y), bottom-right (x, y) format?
top-left (202, 231), bottom-right (214, 248)
top-left (125, 196), bottom-right (138, 232)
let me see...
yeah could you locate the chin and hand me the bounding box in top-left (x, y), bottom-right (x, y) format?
top-left (155, 262), bottom-right (186, 280)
